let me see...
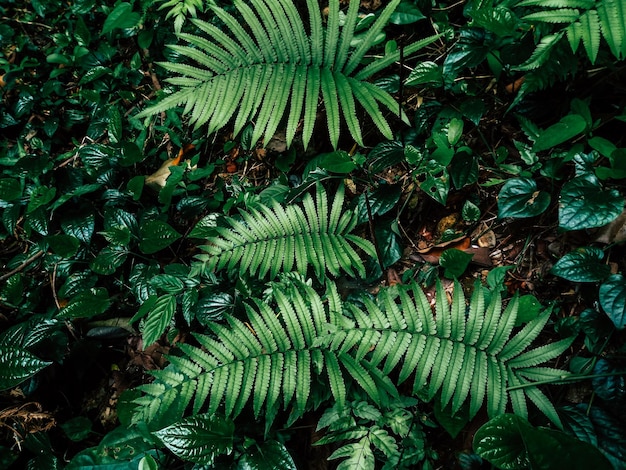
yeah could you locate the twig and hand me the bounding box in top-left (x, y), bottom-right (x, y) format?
top-left (0, 250), bottom-right (44, 282)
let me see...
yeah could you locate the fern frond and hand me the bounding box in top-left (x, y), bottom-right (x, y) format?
top-left (132, 280), bottom-right (572, 430)
top-left (138, 0), bottom-right (436, 149)
top-left (515, 32), bottom-right (565, 70)
top-left (516, 0), bottom-right (626, 64)
top-left (198, 184), bottom-right (376, 280)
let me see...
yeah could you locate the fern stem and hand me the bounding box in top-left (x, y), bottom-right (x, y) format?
top-left (506, 371), bottom-right (626, 391)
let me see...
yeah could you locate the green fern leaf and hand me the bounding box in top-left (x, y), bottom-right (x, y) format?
top-left (131, 280), bottom-right (573, 431)
top-left (515, 32), bottom-right (565, 70)
top-left (137, 0), bottom-right (437, 149)
top-left (198, 184), bottom-right (375, 280)
top-left (523, 9), bottom-right (581, 23)
top-left (597, 0), bottom-right (626, 59)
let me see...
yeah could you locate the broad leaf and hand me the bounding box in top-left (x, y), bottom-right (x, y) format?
top-left (58, 288), bottom-right (111, 319)
top-left (497, 178), bottom-right (550, 219)
top-left (0, 346), bottom-right (52, 390)
top-left (440, 249), bottom-right (474, 278)
top-left (238, 440), bottom-right (297, 470)
top-left (474, 414), bottom-right (612, 470)
top-left (559, 176), bottom-right (623, 231)
top-left (101, 2), bottom-right (141, 34)
top-left (550, 247), bottom-right (610, 282)
top-left (154, 414), bottom-right (234, 464)
top-left (599, 274), bottom-right (626, 329)
top-left (142, 294), bottom-right (176, 347)
top-left (139, 220), bottom-right (182, 254)
top-left (533, 114), bottom-right (588, 152)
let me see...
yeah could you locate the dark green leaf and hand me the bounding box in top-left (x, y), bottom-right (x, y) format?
top-left (61, 212), bottom-right (95, 244)
top-left (550, 247), bottom-right (610, 282)
top-left (559, 177), bottom-right (623, 231)
top-left (108, 106), bottom-right (122, 144)
top-left (533, 114), bottom-right (588, 152)
top-left (420, 172), bottom-right (449, 205)
top-left (99, 226), bottom-right (131, 246)
top-left (149, 274), bottom-right (185, 294)
top-left (0, 346), bottom-right (51, 390)
top-left (367, 141), bottom-right (405, 173)
top-left (238, 440), bottom-right (296, 470)
top-left (0, 178), bottom-right (22, 201)
top-left (375, 219), bottom-right (403, 269)
top-left (599, 274), bottom-right (626, 329)
top-left (120, 141), bottom-right (143, 166)
top-left (524, 425), bottom-right (612, 470)
top-left (46, 234), bottom-right (80, 258)
top-left (90, 245), bottom-right (128, 275)
top-left (101, 3), bottom-right (141, 35)
top-left (592, 359), bottom-right (626, 403)
top-left (78, 66), bottom-right (111, 85)
top-left (461, 200), bottom-right (480, 223)
top-left (27, 186), bottom-right (56, 213)
top-left (142, 294), bottom-right (176, 347)
top-left (127, 175), bottom-right (144, 201)
top-left (139, 220), bottom-right (181, 254)
top-left (61, 417), bottom-right (92, 442)
top-left (405, 61), bottom-right (442, 87)
top-left (497, 178), bottom-right (550, 219)
top-left (516, 295), bottom-right (542, 326)
top-left (474, 414), bottom-right (530, 469)
top-left (587, 406), bottom-right (626, 468)
top-left (189, 213), bottom-right (219, 238)
top-left (195, 293), bottom-right (234, 325)
top-left (440, 249), bottom-right (473, 278)
top-left (450, 154), bottom-right (479, 189)
top-left (390, 3), bottom-right (426, 24)
top-left (317, 151), bottom-right (357, 174)
top-left (57, 288), bottom-right (110, 320)
top-left (154, 414), bottom-right (234, 464)
top-left (355, 185), bottom-right (402, 224)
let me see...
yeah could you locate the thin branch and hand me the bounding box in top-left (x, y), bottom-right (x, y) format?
top-left (0, 251), bottom-right (44, 282)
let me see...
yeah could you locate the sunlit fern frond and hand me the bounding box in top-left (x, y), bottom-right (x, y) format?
top-left (137, 0), bottom-right (441, 149)
top-left (195, 183), bottom-right (377, 280)
top-left (131, 279), bottom-right (573, 431)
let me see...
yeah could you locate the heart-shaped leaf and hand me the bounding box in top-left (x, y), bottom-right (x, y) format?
top-left (498, 178), bottom-right (550, 218)
top-left (599, 274), bottom-right (626, 329)
top-left (559, 176), bottom-right (623, 231)
top-left (550, 247), bottom-right (610, 282)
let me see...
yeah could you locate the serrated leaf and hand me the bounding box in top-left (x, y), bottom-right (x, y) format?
top-left (599, 274), bottom-right (626, 329)
top-left (90, 245), bottom-right (128, 275)
top-left (498, 178), bottom-right (550, 219)
top-left (139, 220), bottom-right (182, 254)
top-left (559, 176), bottom-right (623, 231)
top-left (0, 346), bottom-right (52, 390)
top-left (550, 246), bottom-right (610, 282)
top-left (142, 294), bottom-right (176, 347)
top-left (154, 414), bottom-right (234, 464)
